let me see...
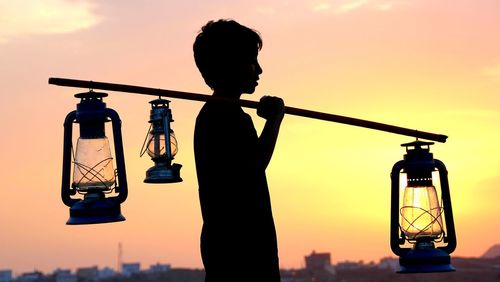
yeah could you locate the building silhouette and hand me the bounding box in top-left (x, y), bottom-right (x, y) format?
top-left (305, 251), bottom-right (331, 272)
top-left (120, 263), bottom-right (140, 278)
top-left (0, 270), bottom-right (12, 282)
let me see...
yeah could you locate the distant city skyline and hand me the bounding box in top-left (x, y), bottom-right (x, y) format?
top-left (2, 243), bottom-right (498, 277)
top-left (2, 250), bottom-right (500, 282)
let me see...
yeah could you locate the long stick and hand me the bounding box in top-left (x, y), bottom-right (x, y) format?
top-left (48, 77), bottom-right (448, 143)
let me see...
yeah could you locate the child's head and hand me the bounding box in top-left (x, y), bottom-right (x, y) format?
top-left (193, 19), bottom-right (263, 95)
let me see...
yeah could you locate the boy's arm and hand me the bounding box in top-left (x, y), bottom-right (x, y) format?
top-left (257, 96), bottom-right (285, 169)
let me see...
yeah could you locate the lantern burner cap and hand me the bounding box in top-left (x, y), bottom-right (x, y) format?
top-left (150, 98), bottom-right (171, 107)
top-left (402, 140), bottom-right (434, 151)
top-left (74, 91), bottom-right (108, 99)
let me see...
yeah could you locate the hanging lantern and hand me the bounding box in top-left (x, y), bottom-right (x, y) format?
top-left (142, 98), bottom-right (182, 183)
top-left (390, 140), bottom-right (457, 273)
top-left (61, 91), bottom-right (128, 224)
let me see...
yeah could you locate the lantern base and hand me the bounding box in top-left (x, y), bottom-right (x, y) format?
top-left (398, 241), bottom-right (455, 273)
top-left (67, 193), bottom-right (125, 225)
top-left (144, 163), bottom-right (183, 184)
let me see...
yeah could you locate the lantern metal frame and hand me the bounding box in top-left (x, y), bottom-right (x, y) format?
top-left (61, 91), bottom-right (128, 225)
top-left (142, 98), bottom-right (182, 184)
top-left (390, 140), bottom-right (457, 273)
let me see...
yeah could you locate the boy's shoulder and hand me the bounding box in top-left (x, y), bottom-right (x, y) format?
top-left (198, 102), bottom-right (246, 117)
top-left (196, 102), bottom-right (252, 127)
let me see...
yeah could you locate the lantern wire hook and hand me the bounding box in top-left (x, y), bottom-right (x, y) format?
top-left (139, 123), bottom-right (153, 157)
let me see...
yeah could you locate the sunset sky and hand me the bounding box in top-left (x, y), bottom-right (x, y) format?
top-left (1, 0), bottom-right (500, 275)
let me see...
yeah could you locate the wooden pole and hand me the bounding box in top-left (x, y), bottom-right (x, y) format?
top-left (48, 77), bottom-right (448, 143)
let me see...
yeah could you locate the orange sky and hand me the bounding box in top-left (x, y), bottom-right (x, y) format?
top-left (1, 0), bottom-right (500, 275)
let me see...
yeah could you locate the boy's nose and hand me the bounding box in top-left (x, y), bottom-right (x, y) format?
top-left (256, 63), bottom-right (263, 75)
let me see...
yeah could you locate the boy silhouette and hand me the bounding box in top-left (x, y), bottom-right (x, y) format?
top-left (193, 19), bottom-right (284, 281)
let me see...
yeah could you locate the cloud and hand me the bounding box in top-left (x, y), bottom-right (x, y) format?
top-left (313, 3), bottom-right (333, 12)
top-left (337, 0), bottom-right (370, 13)
top-left (375, 2), bottom-right (395, 11)
top-left (312, 0), bottom-right (402, 14)
top-left (255, 5), bottom-right (277, 16)
top-left (0, 0), bottom-right (101, 43)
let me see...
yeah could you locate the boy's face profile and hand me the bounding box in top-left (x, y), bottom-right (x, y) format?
top-left (219, 51), bottom-right (263, 96)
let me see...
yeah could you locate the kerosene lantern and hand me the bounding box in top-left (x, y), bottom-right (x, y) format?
top-left (141, 98), bottom-right (182, 183)
top-left (390, 140), bottom-right (456, 273)
top-left (61, 91), bottom-right (128, 224)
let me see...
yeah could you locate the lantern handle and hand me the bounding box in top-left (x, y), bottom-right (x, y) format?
top-left (49, 77), bottom-right (448, 143)
top-left (390, 160), bottom-right (410, 256)
top-left (105, 108), bottom-right (128, 203)
top-left (139, 123), bottom-right (152, 157)
top-left (434, 159), bottom-right (457, 254)
top-left (61, 110), bottom-right (79, 207)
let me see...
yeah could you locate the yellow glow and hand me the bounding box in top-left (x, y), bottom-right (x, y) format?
top-left (401, 185), bottom-right (443, 240)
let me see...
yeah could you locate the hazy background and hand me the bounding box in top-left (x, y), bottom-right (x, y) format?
top-left (1, 0), bottom-right (499, 274)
